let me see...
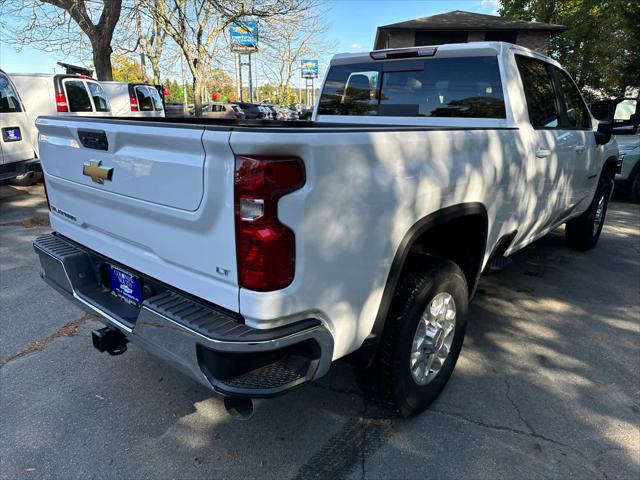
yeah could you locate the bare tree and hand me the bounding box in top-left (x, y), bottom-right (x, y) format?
top-left (0, 0), bottom-right (123, 80)
top-left (142, 0), bottom-right (318, 116)
top-left (135, 0), bottom-right (175, 83)
top-left (259, 7), bottom-right (333, 106)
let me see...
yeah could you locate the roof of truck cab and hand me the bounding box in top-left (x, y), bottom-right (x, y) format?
top-left (330, 41), bottom-right (557, 65)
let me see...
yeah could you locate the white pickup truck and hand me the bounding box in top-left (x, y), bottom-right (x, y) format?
top-left (34, 42), bottom-right (618, 418)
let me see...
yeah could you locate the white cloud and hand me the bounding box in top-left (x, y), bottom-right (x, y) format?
top-left (350, 43), bottom-right (363, 49)
top-left (480, 0), bottom-right (500, 14)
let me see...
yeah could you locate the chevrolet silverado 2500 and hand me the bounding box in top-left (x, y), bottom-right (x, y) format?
top-left (34, 43), bottom-right (618, 418)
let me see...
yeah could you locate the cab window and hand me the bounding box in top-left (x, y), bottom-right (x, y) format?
top-left (554, 67), bottom-right (590, 129)
top-left (0, 74), bottom-right (22, 113)
top-left (318, 56), bottom-right (505, 118)
top-left (515, 56), bottom-right (559, 128)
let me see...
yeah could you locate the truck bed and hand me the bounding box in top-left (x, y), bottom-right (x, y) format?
top-left (36, 113), bottom-right (522, 357)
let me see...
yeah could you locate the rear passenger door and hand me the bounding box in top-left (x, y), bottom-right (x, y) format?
top-left (516, 55), bottom-right (575, 231)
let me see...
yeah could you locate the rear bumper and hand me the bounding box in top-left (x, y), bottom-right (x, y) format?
top-left (33, 233), bottom-right (333, 398)
top-left (0, 158), bottom-right (40, 181)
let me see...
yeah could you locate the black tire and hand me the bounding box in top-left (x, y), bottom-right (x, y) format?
top-left (356, 257), bottom-right (468, 417)
top-left (630, 170), bottom-right (640, 203)
top-left (565, 177), bottom-right (612, 251)
top-left (9, 171), bottom-right (39, 187)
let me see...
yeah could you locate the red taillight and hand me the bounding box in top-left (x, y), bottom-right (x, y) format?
top-left (130, 96), bottom-right (139, 111)
top-left (55, 92), bottom-right (68, 112)
top-left (234, 156), bottom-right (305, 291)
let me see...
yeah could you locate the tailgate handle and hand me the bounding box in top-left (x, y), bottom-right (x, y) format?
top-left (78, 130), bottom-right (108, 151)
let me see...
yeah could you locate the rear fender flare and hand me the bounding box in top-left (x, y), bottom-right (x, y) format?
top-left (369, 203), bottom-right (488, 341)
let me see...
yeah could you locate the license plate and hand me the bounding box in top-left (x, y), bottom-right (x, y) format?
top-left (107, 265), bottom-right (142, 306)
top-left (2, 127), bottom-right (21, 143)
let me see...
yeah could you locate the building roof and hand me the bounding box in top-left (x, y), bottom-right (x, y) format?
top-left (378, 10), bottom-right (567, 32)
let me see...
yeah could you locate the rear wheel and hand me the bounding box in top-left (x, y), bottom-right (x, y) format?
top-left (565, 177), bottom-right (612, 250)
top-left (356, 257), bottom-right (468, 417)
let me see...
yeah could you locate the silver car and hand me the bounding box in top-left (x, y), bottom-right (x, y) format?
top-left (192, 102), bottom-right (245, 119)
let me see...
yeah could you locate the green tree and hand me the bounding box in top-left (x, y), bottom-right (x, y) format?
top-left (499, 0), bottom-right (640, 97)
top-left (112, 54), bottom-right (143, 82)
top-left (206, 67), bottom-right (235, 100)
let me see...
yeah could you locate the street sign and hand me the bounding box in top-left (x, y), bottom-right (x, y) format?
top-left (301, 59), bottom-right (319, 78)
top-left (230, 22), bottom-right (258, 53)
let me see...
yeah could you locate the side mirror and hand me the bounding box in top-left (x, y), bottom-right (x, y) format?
top-left (595, 121), bottom-right (612, 145)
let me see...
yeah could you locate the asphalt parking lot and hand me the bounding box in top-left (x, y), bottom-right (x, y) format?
top-left (1, 182), bottom-right (638, 480)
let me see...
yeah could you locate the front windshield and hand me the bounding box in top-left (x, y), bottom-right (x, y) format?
top-left (612, 99), bottom-right (637, 135)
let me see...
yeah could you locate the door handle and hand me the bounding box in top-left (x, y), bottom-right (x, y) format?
top-left (535, 147), bottom-right (551, 158)
top-left (575, 145), bottom-right (586, 153)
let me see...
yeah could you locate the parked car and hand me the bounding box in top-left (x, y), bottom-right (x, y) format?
top-left (9, 72), bottom-right (111, 157)
top-left (0, 69), bottom-right (39, 185)
top-left (192, 102), bottom-right (245, 119)
top-left (34, 42), bottom-right (618, 419)
top-left (101, 82), bottom-right (165, 117)
top-left (232, 102), bottom-right (264, 119)
top-left (277, 107), bottom-right (299, 121)
top-left (590, 97), bottom-right (639, 201)
top-left (261, 104), bottom-right (279, 120)
top-left (256, 105), bottom-right (271, 119)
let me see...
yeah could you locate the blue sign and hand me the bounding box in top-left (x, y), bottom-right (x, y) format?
top-left (230, 22), bottom-right (258, 50)
top-left (301, 59), bottom-right (319, 78)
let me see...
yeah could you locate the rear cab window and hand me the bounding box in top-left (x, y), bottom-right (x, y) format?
top-left (0, 73), bottom-right (23, 113)
top-left (318, 56), bottom-right (506, 118)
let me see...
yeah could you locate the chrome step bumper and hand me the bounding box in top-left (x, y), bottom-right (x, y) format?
top-left (33, 233), bottom-right (334, 398)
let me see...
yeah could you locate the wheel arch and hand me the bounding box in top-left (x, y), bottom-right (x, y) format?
top-left (369, 203), bottom-right (488, 343)
top-left (601, 155), bottom-right (619, 182)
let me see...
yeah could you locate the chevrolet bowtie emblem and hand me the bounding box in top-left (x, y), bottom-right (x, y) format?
top-left (82, 160), bottom-right (113, 184)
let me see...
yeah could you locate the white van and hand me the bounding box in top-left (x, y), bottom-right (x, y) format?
top-left (100, 82), bottom-right (165, 117)
top-left (8, 73), bottom-right (111, 156)
top-left (0, 69), bottom-right (39, 185)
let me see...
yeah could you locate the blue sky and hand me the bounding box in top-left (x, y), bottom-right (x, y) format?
top-left (0, 0), bottom-right (500, 76)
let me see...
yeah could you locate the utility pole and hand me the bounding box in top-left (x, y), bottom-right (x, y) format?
top-left (247, 54), bottom-right (254, 103)
top-left (180, 55), bottom-right (187, 113)
top-left (235, 53), bottom-right (243, 101)
top-left (254, 51), bottom-right (259, 103)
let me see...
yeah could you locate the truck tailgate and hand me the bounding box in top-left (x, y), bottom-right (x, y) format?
top-left (36, 117), bottom-right (240, 311)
